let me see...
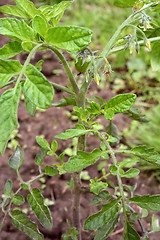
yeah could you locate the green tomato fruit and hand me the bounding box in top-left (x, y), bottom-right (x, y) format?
top-left (75, 57), bottom-right (90, 73)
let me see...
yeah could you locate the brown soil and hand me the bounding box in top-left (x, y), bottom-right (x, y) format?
top-left (0, 2), bottom-right (160, 240)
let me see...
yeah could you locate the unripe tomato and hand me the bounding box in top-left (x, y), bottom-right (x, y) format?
top-left (75, 56), bottom-right (90, 73)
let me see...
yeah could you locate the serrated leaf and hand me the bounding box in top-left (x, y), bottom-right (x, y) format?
top-left (114, 0), bottom-right (136, 8)
top-left (8, 146), bottom-right (24, 170)
top-left (129, 195), bottom-right (160, 211)
top-left (121, 168), bottom-right (140, 178)
top-left (0, 41), bottom-right (23, 60)
top-left (24, 95), bottom-right (36, 116)
top-left (55, 128), bottom-right (91, 140)
top-left (24, 64), bottom-right (54, 109)
top-left (46, 26), bottom-right (92, 53)
top-left (4, 179), bottom-right (13, 196)
top-left (27, 188), bottom-right (52, 229)
top-left (0, 18), bottom-right (34, 41)
top-left (151, 42), bottom-right (160, 71)
top-left (0, 5), bottom-right (31, 18)
top-left (35, 148), bottom-right (47, 167)
top-left (131, 146), bottom-right (160, 167)
top-left (84, 198), bottom-right (121, 230)
top-left (94, 213), bottom-right (119, 240)
top-left (32, 15), bottom-right (50, 39)
top-left (12, 194), bottom-right (25, 205)
top-left (123, 222), bottom-right (140, 240)
top-left (36, 136), bottom-right (50, 150)
top-left (105, 94), bottom-right (136, 114)
top-left (14, 0), bottom-right (41, 18)
top-left (11, 210), bottom-right (44, 240)
top-left (63, 149), bottom-right (101, 172)
top-left (39, 1), bottom-right (73, 21)
top-left (45, 166), bottom-right (58, 176)
top-left (0, 85), bottom-right (21, 155)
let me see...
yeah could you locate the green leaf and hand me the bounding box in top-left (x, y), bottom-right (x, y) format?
top-left (129, 195), bottom-right (160, 211)
top-left (114, 0), bottom-right (136, 8)
top-left (0, 5), bottom-right (31, 18)
top-left (84, 198), bottom-right (121, 230)
top-left (0, 18), bottom-right (34, 41)
top-left (55, 128), bottom-right (91, 140)
top-left (35, 60), bottom-right (44, 72)
top-left (8, 146), bottom-right (24, 170)
top-left (104, 109), bottom-right (114, 120)
top-left (121, 168), bottom-right (140, 178)
top-left (123, 222), bottom-right (140, 240)
top-left (36, 136), bottom-right (50, 150)
top-left (123, 108), bottom-right (149, 123)
top-left (63, 149), bottom-right (101, 172)
top-left (104, 94), bottom-right (136, 114)
top-left (39, 1), bottom-right (73, 21)
top-left (12, 194), bottom-right (25, 205)
top-left (4, 179), bottom-right (13, 196)
top-left (27, 188), bottom-right (52, 229)
top-left (14, 0), bottom-right (40, 18)
top-left (0, 41), bottom-right (23, 60)
top-left (32, 15), bottom-right (50, 39)
top-left (35, 148), bottom-right (47, 167)
top-left (51, 140), bottom-right (58, 152)
top-left (24, 95), bottom-right (36, 116)
top-left (46, 26), bottom-right (92, 53)
top-left (45, 166), bottom-right (58, 176)
top-left (131, 146), bottom-right (160, 167)
top-left (91, 190), bottom-right (111, 205)
top-left (11, 210), bottom-right (44, 240)
top-left (90, 181), bottom-right (108, 195)
top-left (151, 215), bottom-right (160, 232)
top-left (0, 85), bottom-right (21, 154)
top-left (151, 42), bottom-right (160, 71)
top-left (22, 41), bottom-right (36, 52)
top-left (94, 213), bottom-right (119, 240)
top-left (24, 64), bottom-right (54, 109)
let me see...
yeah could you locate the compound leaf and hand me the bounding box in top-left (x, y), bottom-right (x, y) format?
top-left (0, 41), bottom-right (23, 60)
top-left (11, 210), bottom-right (44, 240)
top-left (24, 64), bottom-right (54, 109)
top-left (0, 5), bottom-right (31, 19)
top-left (104, 94), bottom-right (136, 114)
top-left (46, 26), bottom-right (92, 53)
top-left (0, 85), bottom-right (21, 155)
top-left (27, 188), bottom-right (52, 229)
top-left (63, 149), bottom-right (101, 172)
top-left (130, 195), bottom-right (160, 211)
top-left (9, 146), bottom-right (24, 170)
top-left (0, 18), bottom-right (34, 41)
top-left (55, 128), bottom-right (91, 140)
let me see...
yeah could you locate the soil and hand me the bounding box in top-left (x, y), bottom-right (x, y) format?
top-left (0, 2), bottom-right (160, 240)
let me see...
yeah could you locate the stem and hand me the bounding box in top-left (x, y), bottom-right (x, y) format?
top-left (49, 81), bottom-right (74, 95)
top-left (44, 45), bottom-right (79, 94)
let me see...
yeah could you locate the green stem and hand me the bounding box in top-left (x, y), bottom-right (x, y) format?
top-left (49, 81), bottom-right (74, 95)
top-left (44, 45), bottom-right (79, 94)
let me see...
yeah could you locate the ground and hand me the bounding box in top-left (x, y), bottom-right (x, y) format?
top-left (0, 2), bottom-right (160, 240)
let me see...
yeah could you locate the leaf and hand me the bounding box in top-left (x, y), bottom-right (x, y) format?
top-left (0, 85), bottom-right (21, 155)
top-left (32, 15), bottom-right (50, 39)
top-left (123, 222), bottom-right (140, 240)
top-left (11, 210), bottom-right (44, 240)
top-left (24, 64), bottom-right (54, 109)
top-left (94, 213), bottom-right (119, 240)
top-left (39, 1), bottom-right (73, 21)
top-left (129, 195), bottom-right (160, 211)
top-left (55, 128), bottom-right (91, 140)
top-left (45, 166), bottom-right (58, 176)
top-left (12, 194), bottom-right (25, 205)
top-left (35, 148), bottom-right (47, 167)
top-left (0, 5), bottom-right (31, 18)
top-left (0, 41), bottom-right (23, 60)
top-left (46, 26), bottom-right (93, 53)
top-left (8, 146), bottom-right (24, 170)
top-left (151, 42), bottom-right (160, 71)
top-left (84, 198), bottom-right (121, 230)
top-left (104, 94), bottom-right (136, 114)
top-left (4, 179), bottom-right (13, 196)
top-left (24, 95), bottom-right (36, 116)
top-left (151, 215), bottom-right (160, 232)
top-left (27, 188), bottom-right (52, 229)
top-left (22, 41), bottom-right (36, 52)
top-left (63, 149), bottom-right (101, 172)
top-left (0, 18), bottom-right (34, 41)
top-left (91, 190), bottom-right (111, 205)
top-left (14, 0), bottom-right (40, 18)
top-left (104, 109), bottom-right (114, 120)
top-left (114, 0), bottom-right (136, 8)
top-left (131, 146), bottom-right (160, 167)
top-left (36, 136), bottom-right (50, 150)
top-left (51, 140), bottom-right (58, 152)
top-left (123, 108), bottom-right (149, 123)
top-left (121, 168), bottom-right (140, 178)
